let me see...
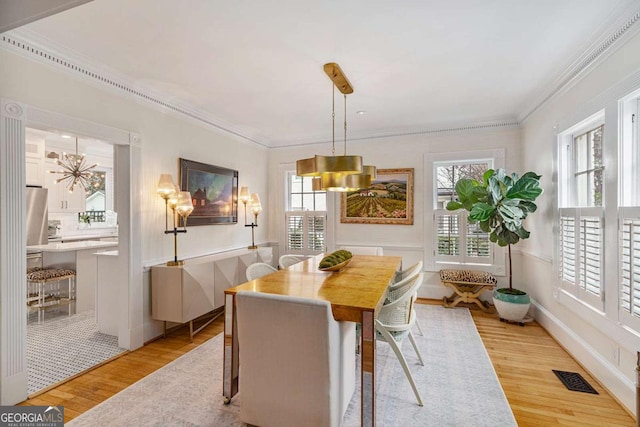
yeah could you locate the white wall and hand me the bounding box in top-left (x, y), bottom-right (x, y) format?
top-left (0, 48), bottom-right (270, 341)
top-left (521, 29), bottom-right (640, 412)
top-left (268, 126), bottom-right (522, 298)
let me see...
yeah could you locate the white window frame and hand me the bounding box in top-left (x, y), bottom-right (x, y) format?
top-left (278, 166), bottom-right (334, 256)
top-left (556, 110), bottom-right (605, 311)
top-left (618, 89), bottom-right (640, 331)
top-left (424, 149), bottom-right (505, 275)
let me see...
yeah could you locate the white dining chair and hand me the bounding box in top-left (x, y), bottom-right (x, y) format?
top-left (236, 291), bottom-right (356, 427)
top-left (278, 254), bottom-right (307, 269)
top-left (376, 274), bottom-right (424, 406)
top-left (339, 246), bottom-right (384, 256)
top-left (245, 262), bottom-right (277, 281)
top-left (393, 260), bottom-right (423, 283)
top-left (386, 270), bottom-right (424, 336)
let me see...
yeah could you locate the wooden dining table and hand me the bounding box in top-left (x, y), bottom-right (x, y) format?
top-left (222, 253), bottom-right (402, 427)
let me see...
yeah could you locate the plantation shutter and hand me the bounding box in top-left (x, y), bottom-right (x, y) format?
top-left (307, 212), bottom-right (326, 252)
top-left (560, 214), bottom-right (577, 284)
top-left (434, 210), bottom-right (461, 260)
top-left (466, 220), bottom-right (491, 259)
top-left (285, 211), bottom-right (326, 255)
top-left (579, 215), bottom-right (603, 296)
top-left (559, 208), bottom-right (603, 306)
top-left (434, 209), bottom-right (492, 264)
top-left (620, 208), bottom-right (640, 318)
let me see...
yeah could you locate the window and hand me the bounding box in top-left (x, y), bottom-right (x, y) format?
top-left (557, 112), bottom-right (605, 309)
top-left (619, 91), bottom-right (640, 329)
top-left (285, 173), bottom-right (327, 255)
top-left (288, 174), bottom-right (326, 211)
top-left (433, 161), bottom-right (492, 264)
top-left (424, 149), bottom-right (504, 273)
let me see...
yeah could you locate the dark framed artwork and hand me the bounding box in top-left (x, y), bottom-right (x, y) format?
top-left (180, 158), bottom-right (238, 225)
top-left (340, 168), bottom-right (414, 225)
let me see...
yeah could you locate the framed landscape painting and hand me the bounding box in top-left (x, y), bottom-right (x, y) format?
top-left (340, 168), bottom-right (414, 225)
top-left (180, 158), bottom-right (238, 225)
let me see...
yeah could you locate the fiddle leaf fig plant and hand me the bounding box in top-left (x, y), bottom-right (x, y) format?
top-left (446, 168), bottom-right (543, 292)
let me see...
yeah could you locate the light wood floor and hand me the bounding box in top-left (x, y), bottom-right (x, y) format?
top-left (19, 302), bottom-right (636, 426)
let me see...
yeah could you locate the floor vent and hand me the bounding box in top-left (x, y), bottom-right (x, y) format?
top-left (552, 370), bottom-right (599, 394)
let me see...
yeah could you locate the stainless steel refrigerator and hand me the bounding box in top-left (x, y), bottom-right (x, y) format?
top-left (26, 186), bottom-right (48, 246)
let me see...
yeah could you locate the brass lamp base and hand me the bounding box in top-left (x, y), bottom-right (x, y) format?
top-left (166, 260), bottom-right (185, 266)
top-left (246, 222), bottom-right (258, 251)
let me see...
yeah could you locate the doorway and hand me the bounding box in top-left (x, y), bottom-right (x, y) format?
top-left (0, 98), bottom-right (143, 404)
top-left (25, 127), bottom-right (125, 395)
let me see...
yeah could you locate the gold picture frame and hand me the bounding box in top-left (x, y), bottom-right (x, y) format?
top-left (340, 168), bottom-right (414, 225)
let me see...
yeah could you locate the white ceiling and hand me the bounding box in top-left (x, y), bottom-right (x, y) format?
top-left (12, 0), bottom-right (640, 148)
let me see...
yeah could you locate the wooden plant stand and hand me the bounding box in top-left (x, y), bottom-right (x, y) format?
top-left (439, 269), bottom-right (498, 312)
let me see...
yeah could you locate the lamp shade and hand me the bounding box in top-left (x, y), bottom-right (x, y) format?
top-left (250, 193), bottom-right (262, 215)
top-left (239, 186), bottom-right (251, 204)
top-left (168, 185), bottom-right (180, 209)
top-left (175, 191), bottom-right (194, 217)
top-left (296, 154), bottom-right (363, 177)
top-left (157, 174), bottom-right (176, 199)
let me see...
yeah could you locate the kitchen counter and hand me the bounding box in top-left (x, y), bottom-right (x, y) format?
top-left (27, 240), bottom-right (117, 252)
top-left (48, 234), bottom-right (117, 242)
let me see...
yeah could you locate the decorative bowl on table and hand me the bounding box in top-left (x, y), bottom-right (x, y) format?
top-left (319, 258), bottom-right (351, 272)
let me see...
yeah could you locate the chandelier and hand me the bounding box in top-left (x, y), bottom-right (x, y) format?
top-left (49, 137), bottom-right (98, 193)
top-left (296, 63), bottom-right (376, 191)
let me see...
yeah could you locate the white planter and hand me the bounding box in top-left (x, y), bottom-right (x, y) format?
top-left (492, 289), bottom-right (531, 325)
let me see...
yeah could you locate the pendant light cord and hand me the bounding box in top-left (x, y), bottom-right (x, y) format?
top-left (343, 94), bottom-right (347, 156)
top-left (331, 84), bottom-right (336, 156)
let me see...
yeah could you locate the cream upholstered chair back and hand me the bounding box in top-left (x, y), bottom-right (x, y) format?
top-left (236, 291), bottom-right (356, 427)
top-left (339, 245), bottom-right (384, 256)
top-left (245, 262), bottom-right (277, 281)
top-left (278, 254), bottom-right (307, 269)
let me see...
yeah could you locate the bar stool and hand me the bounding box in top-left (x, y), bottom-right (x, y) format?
top-left (27, 267), bottom-right (77, 323)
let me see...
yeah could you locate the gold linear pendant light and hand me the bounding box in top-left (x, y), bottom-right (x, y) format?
top-left (297, 63), bottom-right (376, 192)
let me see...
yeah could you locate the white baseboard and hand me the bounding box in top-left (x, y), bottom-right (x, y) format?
top-left (532, 300), bottom-right (635, 414)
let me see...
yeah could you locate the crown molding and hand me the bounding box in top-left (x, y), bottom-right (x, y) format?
top-left (1, 29), bottom-right (522, 150)
top-left (271, 118), bottom-right (521, 149)
top-left (519, 4), bottom-right (640, 123)
top-left (0, 29), bottom-right (270, 149)
top-left (5, 8), bottom-right (634, 150)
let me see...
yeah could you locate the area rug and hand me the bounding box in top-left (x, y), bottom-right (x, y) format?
top-left (68, 305), bottom-right (516, 426)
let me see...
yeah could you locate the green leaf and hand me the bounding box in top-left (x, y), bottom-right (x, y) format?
top-left (482, 169), bottom-right (495, 186)
top-left (516, 226), bottom-right (530, 239)
top-left (506, 177), bottom-right (543, 200)
top-left (498, 204), bottom-right (524, 220)
top-left (454, 179), bottom-right (477, 203)
top-left (488, 177), bottom-right (502, 202)
top-left (521, 171), bottom-right (542, 180)
top-left (446, 201), bottom-right (463, 211)
top-left (519, 200), bottom-right (538, 214)
top-left (469, 203), bottom-right (495, 222)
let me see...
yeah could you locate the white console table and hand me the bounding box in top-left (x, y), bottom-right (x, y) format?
top-left (151, 247), bottom-right (273, 341)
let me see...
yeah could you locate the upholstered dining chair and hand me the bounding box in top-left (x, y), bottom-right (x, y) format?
top-left (339, 245), bottom-right (384, 256)
top-left (376, 273), bottom-right (424, 406)
top-left (278, 254), bottom-right (307, 269)
top-left (245, 262), bottom-right (277, 281)
top-left (235, 291), bottom-right (356, 427)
